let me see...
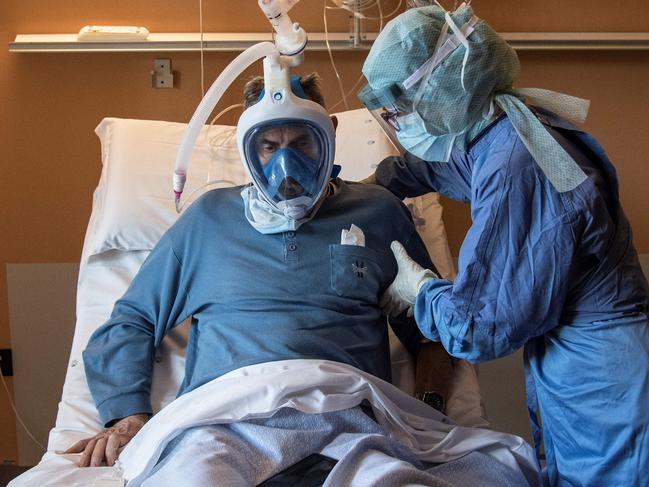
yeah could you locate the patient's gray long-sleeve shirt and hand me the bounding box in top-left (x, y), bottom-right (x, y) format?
top-left (83, 180), bottom-right (434, 426)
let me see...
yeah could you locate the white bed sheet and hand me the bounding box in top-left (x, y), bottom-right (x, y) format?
top-left (10, 109), bottom-right (482, 486)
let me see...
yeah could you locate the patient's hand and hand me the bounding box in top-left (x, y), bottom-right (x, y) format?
top-left (64, 413), bottom-right (149, 467)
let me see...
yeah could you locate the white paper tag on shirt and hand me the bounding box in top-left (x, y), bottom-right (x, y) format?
top-left (341, 224), bottom-right (365, 247)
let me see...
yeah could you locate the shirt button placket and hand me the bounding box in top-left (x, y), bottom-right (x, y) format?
top-left (284, 231), bottom-right (299, 262)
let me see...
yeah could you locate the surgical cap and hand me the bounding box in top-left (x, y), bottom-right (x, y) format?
top-left (361, 4), bottom-right (591, 193)
top-left (362, 4), bottom-right (519, 137)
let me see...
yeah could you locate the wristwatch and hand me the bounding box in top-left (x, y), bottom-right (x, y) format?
top-left (415, 391), bottom-right (445, 412)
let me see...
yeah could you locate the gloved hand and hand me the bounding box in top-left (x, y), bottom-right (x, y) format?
top-left (359, 173), bottom-right (378, 185)
top-left (380, 241), bottom-right (437, 317)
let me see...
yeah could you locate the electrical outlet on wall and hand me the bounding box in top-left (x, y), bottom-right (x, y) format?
top-left (151, 59), bottom-right (174, 88)
top-left (0, 349), bottom-right (13, 376)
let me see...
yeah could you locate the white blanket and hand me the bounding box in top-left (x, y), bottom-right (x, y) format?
top-left (117, 360), bottom-right (539, 486)
top-left (10, 360), bottom-right (537, 487)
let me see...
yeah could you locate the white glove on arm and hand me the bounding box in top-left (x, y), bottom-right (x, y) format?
top-left (380, 241), bottom-right (437, 317)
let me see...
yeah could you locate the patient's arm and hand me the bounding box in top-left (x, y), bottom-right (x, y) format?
top-left (84, 234), bottom-right (191, 427)
top-left (64, 413), bottom-right (149, 467)
top-left (415, 341), bottom-right (455, 413)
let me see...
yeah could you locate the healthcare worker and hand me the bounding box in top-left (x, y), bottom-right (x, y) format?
top-left (359, 4), bottom-right (649, 486)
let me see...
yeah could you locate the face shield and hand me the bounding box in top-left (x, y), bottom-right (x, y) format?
top-left (361, 4), bottom-right (589, 192)
top-left (357, 83), bottom-right (409, 152)
top-left (359, 4), bottom-right (514, 162)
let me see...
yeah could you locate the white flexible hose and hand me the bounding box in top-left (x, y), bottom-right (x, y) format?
top-left (173, 41), bottom-right (279, 208)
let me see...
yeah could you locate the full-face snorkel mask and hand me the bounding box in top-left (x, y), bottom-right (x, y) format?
top-left (236, 63), bottom-right (335, 220)
top-left (171, 0), bottom-right (317, 212)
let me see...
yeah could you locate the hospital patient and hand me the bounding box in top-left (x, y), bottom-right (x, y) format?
top-left (64, 74), bottom-right (515, 486)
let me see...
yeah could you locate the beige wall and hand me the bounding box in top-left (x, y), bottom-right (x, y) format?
top-left (1, 0), bottom-right (648, 461)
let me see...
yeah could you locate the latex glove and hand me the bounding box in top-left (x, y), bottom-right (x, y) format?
top-left (64, 413), bottom-right (149, 467)
top-left (380, 241), bottom-right (437, 317)
top-left (358, 173), bottom-right (378, 185)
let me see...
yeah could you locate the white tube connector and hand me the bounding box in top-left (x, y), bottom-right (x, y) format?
top-left (258, 0), bottom-right (307, 56)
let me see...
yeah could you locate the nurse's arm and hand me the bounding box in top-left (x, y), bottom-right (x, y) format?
top-left (374, 152), bottom-right (472, 202)
top-left (414, 164), bottom-right (579, 362)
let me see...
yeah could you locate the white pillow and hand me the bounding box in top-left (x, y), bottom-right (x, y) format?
top-left (89, 118), bottom-right (249, 256)
top-left (89, 110), bottom-right (399, 256)
top-left (332, 108), bottom-right (400, 181)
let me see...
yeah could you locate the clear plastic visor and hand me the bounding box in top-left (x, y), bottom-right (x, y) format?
top-left (243, 120), bottom-right (330, 205)
top-left (358, 83), bottom-right (413, 151)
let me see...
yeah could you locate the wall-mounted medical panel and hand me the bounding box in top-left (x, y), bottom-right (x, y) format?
top-left (10, 32), bottom-right (649, 53)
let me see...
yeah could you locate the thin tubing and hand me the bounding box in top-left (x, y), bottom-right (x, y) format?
top-left (326, 0), bottom-right (396, 111)
top-left (0, 366), bottom-right (45, 452)
top-left (323, 2), bottom-right (350, 110)
top-left (174, 103), bottom-right (245, 213)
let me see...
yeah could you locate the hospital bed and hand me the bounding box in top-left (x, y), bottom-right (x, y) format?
top-left (9, 109), bottom-right (492, 486)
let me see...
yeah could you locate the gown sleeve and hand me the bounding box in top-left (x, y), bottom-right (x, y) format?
top-left (375, 151), bottom-right (472, 203)
top-left (414, 144), bottom-right (581, 362)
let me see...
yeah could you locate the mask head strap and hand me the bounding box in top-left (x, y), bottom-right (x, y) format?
top-left (257, 75), bottom-right (308, 102)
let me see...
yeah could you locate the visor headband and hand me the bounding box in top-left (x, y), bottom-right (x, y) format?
top-left (257, 75), bottom-right (308, 102)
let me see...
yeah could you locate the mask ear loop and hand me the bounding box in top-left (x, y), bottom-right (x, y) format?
top-left (482, 99), bottom-right (496, 120)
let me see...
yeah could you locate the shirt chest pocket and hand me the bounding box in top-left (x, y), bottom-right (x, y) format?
top-left (329, 244), bottom-right (386, 303)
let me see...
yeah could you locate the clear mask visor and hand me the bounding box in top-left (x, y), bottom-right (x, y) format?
top-left (244, 120), bottom-right (331, 210)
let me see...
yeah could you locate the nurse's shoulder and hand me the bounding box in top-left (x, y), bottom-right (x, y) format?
top-left (469, 114), bottom-right (545, 188)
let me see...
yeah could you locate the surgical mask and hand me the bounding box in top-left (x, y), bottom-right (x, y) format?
top-left (396, 111), bottom-right (458, 162)
top-left (241, 184), bottom-right (330, 235)
top-left (394, 108), bottom-right (498, 162)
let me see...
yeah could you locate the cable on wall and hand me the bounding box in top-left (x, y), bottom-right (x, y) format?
top-left (0, 361), bottom-right (46, 452)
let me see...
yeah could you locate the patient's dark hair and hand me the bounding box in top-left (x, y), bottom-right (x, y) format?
top-left (243, 72), bottom-right (326, 110)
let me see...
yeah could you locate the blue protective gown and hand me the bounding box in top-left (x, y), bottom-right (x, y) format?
top-left (375, 108), bottom-right (649, 486)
